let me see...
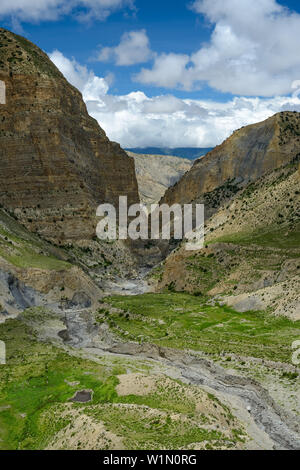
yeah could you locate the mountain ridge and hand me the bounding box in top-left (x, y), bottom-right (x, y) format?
top-left (125, 147), bottom-right (213, 160)
top-left (161, 111), bottom-right (300, 220)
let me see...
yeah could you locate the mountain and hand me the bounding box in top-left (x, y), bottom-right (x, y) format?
top-left (161, 112), bottom-right (300, 219)
top-left (0, 28), bottom-right (139, 245)
top-left (153, 113), bottom-right (300, 319)
top-left (0, 29), bottom-right (299, 452)
top-left (0, 28), bottom-right (143, 315)
top-left (125, 147), bottom-right (213, 160)
top-left (127, 152), bottom-right (192, 207)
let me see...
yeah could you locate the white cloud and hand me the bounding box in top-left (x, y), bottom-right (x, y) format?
top-left (135, 0), bottom-right (300, 97)
top-left (98, 30), bottom-right (152, 66)
top-left (49, 50), bottom-right (109, 99)
top-left (0, 0), bottom-right (134, 22)
top-left (50, 50), bottom-right (300, 148)
top-left (136, 53), bottom-right (191, 89)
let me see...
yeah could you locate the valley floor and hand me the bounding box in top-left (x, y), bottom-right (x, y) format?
top-left (0, 292), bottom-right (299, 450)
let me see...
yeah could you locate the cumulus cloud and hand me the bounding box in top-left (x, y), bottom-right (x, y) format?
top-left (0, 0), bottom-right (134, 23)
top-left (50, 50), bottom-right (300, 148)
top-left (135, 0), bottom-right (300, 97)
top-left (97, 30), bottom-right (152, 66)
top-left (49, 50), bottom-right (109, 99)
top-left (136, 53), bottom-right (191, 89)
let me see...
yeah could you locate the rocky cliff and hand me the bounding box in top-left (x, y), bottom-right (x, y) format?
top-left (0, 28), bottom-right (139, 244)
top-left (162, 112), bottom-right (300, 216)
top-left (153, 146), bottom-right (300, 319)
top-left (127, 152), bottom-right (191, 207)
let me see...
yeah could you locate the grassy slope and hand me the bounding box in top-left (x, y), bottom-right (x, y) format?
top-left (209, 224), bottom-right (300, 250)
top-left (155, 161), bottom-right (300, 297)
top-left (105, 293), bottom-right (300, 363)
top-left (203, 161), bottom-right (300, 286)
top-left (0, 209), bottom-right (71, 271)
top-left (183, 231), bottom-right (299, 296)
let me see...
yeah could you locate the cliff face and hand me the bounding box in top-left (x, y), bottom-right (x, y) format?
top-left (0, 28), bottom-right (139, 243)
top-left (127, 152), bottom-right (191, 207)
top-left (162, 112), bottom-right (300, 209)
top-left (154, 158), bottom-right (300, 319)
top-left (152, 111), bottom-right (300, 318)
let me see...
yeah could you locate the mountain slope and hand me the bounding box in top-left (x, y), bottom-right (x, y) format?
top-left (0, 208), bottom-right (104, 317)
top-left (0, 28), bottom-right (139, 244)
top-left (162, 112), bottom-right (300, 219)
top-left (128, 152), bottom-right (191, 207)
top-left (154, 157), bottom-right (300, 319)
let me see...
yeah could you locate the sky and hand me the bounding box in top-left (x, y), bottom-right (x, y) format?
top-left (1, 0), bottom-right (300, 147)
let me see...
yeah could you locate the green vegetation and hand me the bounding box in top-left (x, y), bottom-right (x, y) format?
top-left (84, 406), bottom-right (234, 450)
top-left (0, 319), bottom-right (113, 449)
top-left (210, 224), bottom-right (300, 250)
top-left (105, 293), bottom-right (300, 363)
top-left (0, 210), bottom-right (71, 271)
top-left (179, 222), bottom-right (299, 295)
top-left (7, 31), bottom-right (62, 78)
top-left (149, 264), bottom-right (164, 282)
top-left (281, 371), bottom-right (299, 381)
top-left (0, 315), bottom-right (243, 450)
top-left (0, 247), bottom-right (71, 271)
top-left (186, 252), bottom-right (225, 293)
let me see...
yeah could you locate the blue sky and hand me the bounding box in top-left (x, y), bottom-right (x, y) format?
top-left (1, 0), bottom-right (300, 147)
top-left (2, 1), bottom-right (216, 97)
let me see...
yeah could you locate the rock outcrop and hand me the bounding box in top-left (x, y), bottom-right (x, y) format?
top-left (127, 152), bottom-right (191, 207)
top-left (0, 28), bottom-right (139, 244)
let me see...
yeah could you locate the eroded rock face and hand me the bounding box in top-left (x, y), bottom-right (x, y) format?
top-left (162, 112), bottom-right (300, 210)
top-left (153, 158), bottom-right (300, 319)
top-left (127, 152), bottom-right (192, 207)
top-left (0, 28), bottom-right (139, 243)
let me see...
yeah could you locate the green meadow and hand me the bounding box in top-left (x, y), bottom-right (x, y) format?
top-left (104, 293), bottom-right (300, 363)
